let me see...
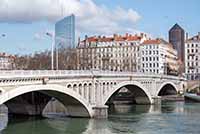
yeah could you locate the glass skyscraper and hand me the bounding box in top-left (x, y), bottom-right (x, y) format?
top-left (55, 14), bottom-right (75, 49)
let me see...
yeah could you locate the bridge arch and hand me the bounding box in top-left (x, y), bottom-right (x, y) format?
top-left (157, 82), bottom-right (178, 96)
top-left (103, 81), bottom-right (153, 105)
top-left (0, 84), bottom-right (93, 117)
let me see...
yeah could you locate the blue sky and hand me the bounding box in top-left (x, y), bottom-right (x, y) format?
top-left (0, 0), bottom-right (199, 55)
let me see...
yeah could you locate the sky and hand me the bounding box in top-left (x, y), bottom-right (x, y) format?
top-left (0, 0), bottom-right (199, 55)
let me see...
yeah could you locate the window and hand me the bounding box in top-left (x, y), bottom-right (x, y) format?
top-left (142, 57), bottom-right (144, 61)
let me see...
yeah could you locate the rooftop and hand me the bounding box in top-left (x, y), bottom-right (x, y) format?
top-left (80, 33), bottom-right (148, 44)
top-left (169, 23), bottom-right (184, 32)
top-left (142, 38), bottom-right (174, 49)
top-left (186, 32), bottom-right (200, 42)
top-left (0, 53), bottom-right (15, 58)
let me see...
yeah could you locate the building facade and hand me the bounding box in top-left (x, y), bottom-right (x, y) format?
top-left (77, 33), bottom-right (178, 75)
top-left (55, 14), bottom-right (75, 49)
top-left (169, 24), bottom-right (185, 69)
top-left (185, 32), bottom-right (200, 80)
top-left (140, 39), bottom-right (178, 75)
top-left (0, 53), bottom-right (15, 70)
top-left (77, 33), bottom-right (149, 72)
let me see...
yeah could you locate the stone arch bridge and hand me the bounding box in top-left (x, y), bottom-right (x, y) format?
top-left (0, 70), bottom-right (185, 118)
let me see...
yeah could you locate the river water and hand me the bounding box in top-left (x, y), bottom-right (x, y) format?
top-left (1, 101), bottom-right (200, 134)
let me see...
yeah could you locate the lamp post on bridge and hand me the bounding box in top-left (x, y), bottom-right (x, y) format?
top-left (46, 32), bottom-right (71, 70)
top-left (46, 32), bottom-right (55, 70)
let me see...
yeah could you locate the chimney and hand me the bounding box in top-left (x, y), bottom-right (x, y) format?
top-left (198, 32), bottom-right (200, 38)
top-left (125, 33), bottom-right (129, 38)
top-left (113, 34), bottom-right (117, 38)
top-left (140, 33), bottom-right (144, 37)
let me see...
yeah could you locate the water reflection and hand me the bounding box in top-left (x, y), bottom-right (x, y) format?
top-left (1, 116), bottom-right (89, 134)
top-left (1, 102), bottom-right (200, 134)
top-left (0, 114), bottom-right (8, 132)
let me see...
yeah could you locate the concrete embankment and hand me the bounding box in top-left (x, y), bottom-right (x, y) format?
top-left (161, 95), bottom-right (184, 101)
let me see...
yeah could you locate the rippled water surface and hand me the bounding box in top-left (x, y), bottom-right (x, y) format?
top-left (1, 102), bottom-right (200, 134)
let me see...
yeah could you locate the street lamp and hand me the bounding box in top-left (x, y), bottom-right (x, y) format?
top-left (46, 32), bottom-right (70, 70)
top-left (46, 32), bottom-right (55, 70)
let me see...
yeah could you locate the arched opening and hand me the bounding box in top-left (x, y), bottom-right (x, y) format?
top-left (105, 84), bottom-right (151, 115)
top-left (5, 91), bottom-right (51, 116)
top-left (158, 84), bottom-right (177, 96)
top-left (106, 84), bottom-right (151, 105)
top-left (1, 89), bottom-right (91, 118)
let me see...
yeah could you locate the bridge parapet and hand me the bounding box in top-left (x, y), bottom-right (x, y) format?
top-left (0, 70), bottom-right (185, 80)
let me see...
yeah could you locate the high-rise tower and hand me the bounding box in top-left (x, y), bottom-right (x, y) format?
top-left (169, 23), bottom-right (185, 62)
top-left (55, 14), bottom-right (75, 49)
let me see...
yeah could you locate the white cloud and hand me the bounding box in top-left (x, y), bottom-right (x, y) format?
top-left (0, 0), bottom-right (142, 35)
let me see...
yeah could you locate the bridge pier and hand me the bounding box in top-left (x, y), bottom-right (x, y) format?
top-left (92, 106), bottom-right (108, 119)
top-left (151, 96), bottom-right (162, 105)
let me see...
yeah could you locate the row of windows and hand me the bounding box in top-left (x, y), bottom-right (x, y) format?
top-left (142, 69), bottom-right (160, 74)
top-left (187, 62), bottom-right (199, 67)
top-left (187, 43), bottom-right (199, 48)
top-left (144, 45), bottom-right (159, 49)
top-left (142, 63), bottom-right (159, 68)
top-left (187, 49), bottom-right (198, 53)
top-left (142, 50), bottom-right (159, 55)
top-left (187, 69), bottom-right (199, 73)
top-left (186, 74), bottom-right (200, 81)
top-left (79, 47), bottom-right (138, 53)
top-left (142, 57), bottom-right (159, 62)
top-left (187, 55), bottom-right (199, 60)
top-left (94, 42), bottom-right (139, 46)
